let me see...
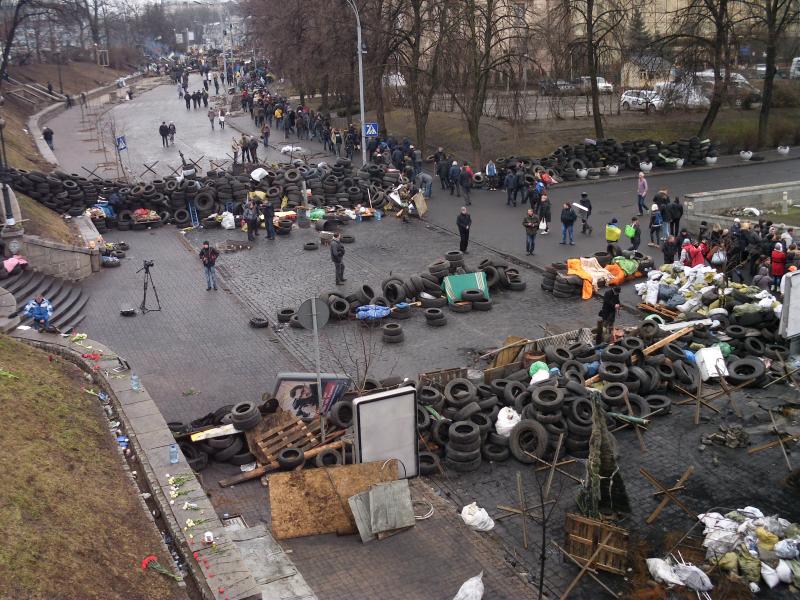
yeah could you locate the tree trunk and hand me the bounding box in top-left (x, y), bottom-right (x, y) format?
top-left (757, 39), bottom-right (777, 149)
top-left (372, 70), bottom-right (387, 136)
top-left (586, 0), bottom-right (604, 139)
top-left (320, 75), bottom-right (329, 112)
top-left (0, 2), bottom-right (27, 92)
top-left (468, 108), bottom-right (482, 167)
top-left (697, 1), bottom-right (728, 139)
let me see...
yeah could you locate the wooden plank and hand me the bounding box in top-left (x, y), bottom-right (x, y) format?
top-left (348, 490), bottom-right (376, 543)
top-left (218, 437), bottom-right (344, 487)
top-left (490, 335), bottom-right (528, 368)
top-left (190, 423), bottom-right (237, 442)
top-left (269, 461), bottom-right (398, 539)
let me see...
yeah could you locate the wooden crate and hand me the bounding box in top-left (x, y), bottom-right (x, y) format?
top-left (245, 418), bottom-right (324, 465)
top-left (638, 302), bottom-right (679, 321)
top-left (419, 367), bottom-right (467, 390)
top-left (564, 513), bottom-right (629, 575)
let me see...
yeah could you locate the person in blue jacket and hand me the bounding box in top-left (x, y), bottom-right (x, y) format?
top-left (24, 294), bottom-right (53, 332)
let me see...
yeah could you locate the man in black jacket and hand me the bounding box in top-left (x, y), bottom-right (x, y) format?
top-left (456, 206), bottom-right (472, 253)
top-left (597, 285), bottom-right (621, 343)
top-left (559, 203), bottom-right (577, 245)
top-left (159, 122), bottom-right (169, 147)
top-left (667, 198), bottom-right (683, 237)
top-left (331, 231), bottom-right (346, 284)
top-left (661, 235), bottom-right (680, 265)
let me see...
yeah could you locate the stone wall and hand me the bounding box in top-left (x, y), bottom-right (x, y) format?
top-left (684, 181), bottom-right (800, 231)
top-left (21, 234), bottom-right (99, 280)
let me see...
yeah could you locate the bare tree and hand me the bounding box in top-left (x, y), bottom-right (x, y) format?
top-left (0, 0), bottom-right (53, 89)
top-left (561, 0), bottom-right (628, 138)
top-left (441, 0), bottom-right (522, 166)
top-left (396, 0), bottom-right (448, 152)
top-left (741, 0), bottom-right (800, 148)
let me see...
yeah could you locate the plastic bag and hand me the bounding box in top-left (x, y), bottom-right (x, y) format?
top-left (221, 211), bottom-right (235, 230)
top-left (495, 407), bottom-right (521, 437)
top-left (460, 503), bottom-right (494, 532)
top-left (776, 560), bottom-right (793, 584)
top-left (756, 527), bottom-right (779, 550)
top-left (453, 572), bottom-right (484, 600)
top-left (761, 562), bottom-right (780, 588)
top-left (528, 361), bottom-right (548, 377)
top-left (774, 539), bottom-right (799, 559)
top-left (673, 564), bottom-right (713, 592)
top-left (645, 280), bottom-right (659, 304)
top-left (646, 558), bottom-right (683, 586)
top-left (738, 548), bottom-right (761, 582)
top-left (530, 370), bottom-right (550, 384)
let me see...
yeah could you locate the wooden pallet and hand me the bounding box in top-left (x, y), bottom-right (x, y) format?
top-left (245, 418), bottom-right (324, 465)
top-left (564, 513), bottom-right (629, 575)
top-left (419, 367), bottom-right (467, 390)
top-left (637, 302), bottom-right (679, 321)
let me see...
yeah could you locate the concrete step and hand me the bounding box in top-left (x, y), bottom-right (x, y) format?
top-left (7, 271), bottom-right (88, 334)
top-left (51, 293), bottom-right (89, 331)
top-left (0, 315), bottom-right (21, 333)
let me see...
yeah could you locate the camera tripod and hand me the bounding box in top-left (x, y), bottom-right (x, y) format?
top-left (136, 262), bottom-right (161, 313)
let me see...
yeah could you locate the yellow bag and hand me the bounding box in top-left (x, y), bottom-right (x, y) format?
top-left (605, 224), bottom-right (621, 242)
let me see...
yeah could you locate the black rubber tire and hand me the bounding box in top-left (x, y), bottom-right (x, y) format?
top-left (340, 234), bottom-right (355, 243)
top-left (446, 445), bottom-right (481, 462)
top-left (503, 381), bottom-right (527, 405)
top-left (383, 332), bottom-right (405, 343)
top-left (207, 433), bottom-right (236, 449)
top-left (726, 358), bottom-right (766, 385)
top-left (469, 412), bottom-right (493, 435)
top-left (477, 395), bottom-right (499, 411)
top-left (304, 241), bottom-right (319, 251)
top-left (228, 450), bottom-right (257, 466)
top-left (449, 302), bottom-right (473, 313)
top-left (461, 288), bottom-right (486, 302)
top-left (601, 345), bottom-right (631, 363)
top-left (508, 419), bottom-right (549, 463)
top-left (454, 401), bottom-right (481, 421)
top-left (418, 386), bottom-right (444, 411)
top-left (566, 417), bottom-right (593, 436)
top-left (431, 418), bottom-right (452, 446)
top-left (472, 299), bottom-right (493, 311)
top-left (444, 455), bottom-right (482, 472)
top-left (601, 382), bottom-right (628, 405)
top-left (725, 325), bottom-right (747, 339)
top-left (328, 400), bottom-right (354, 429)
top-left (599, 362), bottom-right (628, 383)
top-left (213, 436), bottom-right (244, 462)
top-left (663, 341), bottom-right (686, 363)
top-left (417, 405), bottom-right (432, 431)
top-left (444, 379), bottom-right (477, 407)
top-left (277, 447), bottom-right (305, 470)
top-left (570, 398), bottom-right (593, 424)
top-left (188, 453), bottom-right (209, 472)
top-left (277, 308), bottom-right (295, 323)
top-left (448, 420), bottom-right (480, 445)
top-left (532, 385), bottom-right (564, 412)
top-left (656, 362), bottom-right (676, 382)
top-left (487, 432), bottom-right (510, 447)
top-left (482, 443), bottom-right (511, 462)
top-left (418, 451), bottom-right (441, 475)
top-left (315, 449), bottom-right (343, 467)
top-left (534, 411), bottom-right (563, 424)
top-left (743, 337), bottom-right (766, 356)
top-left (645, 395), bottom-right (672, 416)
top-left (544, 345), bottom-right (573, 366)
top-left (249, 317), bottom-right (269, 328)
top-left (382, 322), bottom-right (403, 337)
top-left (231, 401), bottom-right (261, 431)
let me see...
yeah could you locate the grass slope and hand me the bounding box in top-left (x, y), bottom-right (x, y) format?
top-left (0, 336), bottom-right (184, 600)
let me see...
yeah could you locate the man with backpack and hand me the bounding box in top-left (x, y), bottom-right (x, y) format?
top-left (504, 169), bottom-right (516, 206)
top-left (648, 203), bottom-right (663, 246)
top-left (448, 161), bottom-right (461, 197)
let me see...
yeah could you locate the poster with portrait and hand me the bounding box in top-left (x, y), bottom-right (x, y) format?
top-left (274, 372), bottom-right (351, 419)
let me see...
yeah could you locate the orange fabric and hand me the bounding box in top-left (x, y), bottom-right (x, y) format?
top-left (567, 258), bottom-right (594, 300)
top-left (604, 263), bottom-right (626, 286)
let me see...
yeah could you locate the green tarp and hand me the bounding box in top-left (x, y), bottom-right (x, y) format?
top-left (442, 272), bottom-right (489, 304)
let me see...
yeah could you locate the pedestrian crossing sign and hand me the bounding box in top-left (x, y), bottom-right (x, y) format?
top-left (364, 122), bottom-right (379, 137)
top-left (116, 136), bottom-right (127, 151)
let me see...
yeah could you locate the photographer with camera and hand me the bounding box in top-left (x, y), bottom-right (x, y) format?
top-left (199, 242), bottom-right (219, 291)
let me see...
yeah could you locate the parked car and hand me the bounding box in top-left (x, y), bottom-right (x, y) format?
top-left (539, 79), bottom-right (577, 95)
top-left (791, 57), bottom-right (800, 80)
top-left (579, 76), bottom-right (614, 94)
top-left (620, 90), bottom-right (663, 111)
top-left (755, 64), bottom-right (767, 79)
top-left (653, 82), bottom-right (711, 109)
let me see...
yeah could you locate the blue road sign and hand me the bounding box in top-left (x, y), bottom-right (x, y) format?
top-left (363, 122), bottom-right (379, 137)
top-left (116, 136), bottom-right (127, 151)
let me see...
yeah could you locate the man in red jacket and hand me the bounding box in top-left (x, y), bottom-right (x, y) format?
top-left (771, 242), bottom-right (787, 293)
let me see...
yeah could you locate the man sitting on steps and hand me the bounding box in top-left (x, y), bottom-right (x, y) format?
top-left (24, 294), bottom-right (53, 332)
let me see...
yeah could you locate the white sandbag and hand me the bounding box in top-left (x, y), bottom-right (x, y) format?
top-left (495, 407), bottom-right (521, 437)
top-left (739, 506), bottom-right (765, 519)
top-left (761, 562), bottom-right (780, 588)
top-left (645, 279), bottom-right (659, 305)
top-left (776, 560), bottom-right (793, 584)
top-left (702, 529), bottom-right (741, 557)
top-left (453, 571), bottom-right (484, 600)
top-left (460, 502), bottom-right (494, 532)
top-left (674, 564), bottom-right (713, 591)
top-left (529, 369), bottom-right (550, 384)
top-left (646, 558), bottom-right (683, 586)
top-left (774, 539), bottom-right (800, 559)
top-left (220, 211), bottom-right (235, 230)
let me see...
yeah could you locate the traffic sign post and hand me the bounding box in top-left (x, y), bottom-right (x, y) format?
top-left (297, 298), bottom-right (331, 441)
top-left (364, 122), bottom-right (379, 137)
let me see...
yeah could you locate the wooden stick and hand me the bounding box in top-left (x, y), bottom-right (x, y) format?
top-left (586, 326), bottom-right (695, 385)
top-left (524, 451), bottom-right (583, 483)
top-left (218, 437), bottom-right (345, 487)
top-left (545, 433), bottom-right (564, 500)
top-left (479, 338), bottom-right (533, 361)
top-left (642, 466), bottom-right (694, 524)
top-left (765, 367), bottom-right (800, 388)
top-left (495, 500), bottom-right (555, 521)
top-left (552, 541), bottom-right (620, 598)
top-left (517, 471), bottom-right (528, 550)
top-left (769, 409), bottom-right (794, 471)
top-left (747, 433), bottom-right (800, 455)
top-left (694, 378), bottom-right (703, 426)
top-left (557, 531), bottom-right (618, 599)
top-left (623, 390), bottom-right (647, 452)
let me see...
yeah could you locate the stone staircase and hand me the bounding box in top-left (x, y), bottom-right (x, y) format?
top-left (1, 271), bottom-right (89, 334)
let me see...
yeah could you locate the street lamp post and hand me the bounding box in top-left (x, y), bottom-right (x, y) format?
top-left (345, 0), bottom-right (368, 165)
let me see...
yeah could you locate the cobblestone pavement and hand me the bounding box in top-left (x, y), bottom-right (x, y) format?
top-left (79, 228), bottom-right (301, 424)
top-left (186, 216), bottom-right (618, 381)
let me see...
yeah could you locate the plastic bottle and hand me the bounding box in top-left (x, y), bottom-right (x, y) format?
top-left (375, 209), bottom-right (382, 221)
top-left (169, 443), bottom-right (179, 464)
top-left (130, 373), bottom-right (141, 392)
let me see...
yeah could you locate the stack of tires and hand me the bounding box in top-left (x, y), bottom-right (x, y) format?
top-left (424, 307), bottom-right (447, 327)
top-left (444, 421), bottom-right (483, 472)
top-left (479, 259), bottom-right (527, 292)
top-left (382, 322), bottom-right (404, 343)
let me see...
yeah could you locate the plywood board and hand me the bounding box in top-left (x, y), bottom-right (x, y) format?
top-left (269, 461), bottom-right (398, 540)
top-left (368, 480), bottom-right (415, 534)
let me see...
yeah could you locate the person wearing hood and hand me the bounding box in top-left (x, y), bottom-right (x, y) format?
top-left (752, 265), bottom-right (771, 290)
top-left (504, 168), bottom-right (516, 206)
top-left (771, 242), bottom-right (787, 292)
top-left (448, 161), bottom-right (461, 196)
top-left (168, 121), bottom-right (176, 144)
top-left (24, 294), bottom-right (54, 332)
top-left (536, 193), bottom-right (551, 234)
top-left (648, 203), bottom-right (663, 246)
top-left (680, 238), bottom-right (694, 266)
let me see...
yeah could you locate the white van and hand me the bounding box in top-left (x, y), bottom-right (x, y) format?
top-left (791, 58), bottom-right (800, 80)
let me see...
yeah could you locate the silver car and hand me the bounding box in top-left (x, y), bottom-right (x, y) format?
top-left (620, 90), bottom-right (663, 111)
